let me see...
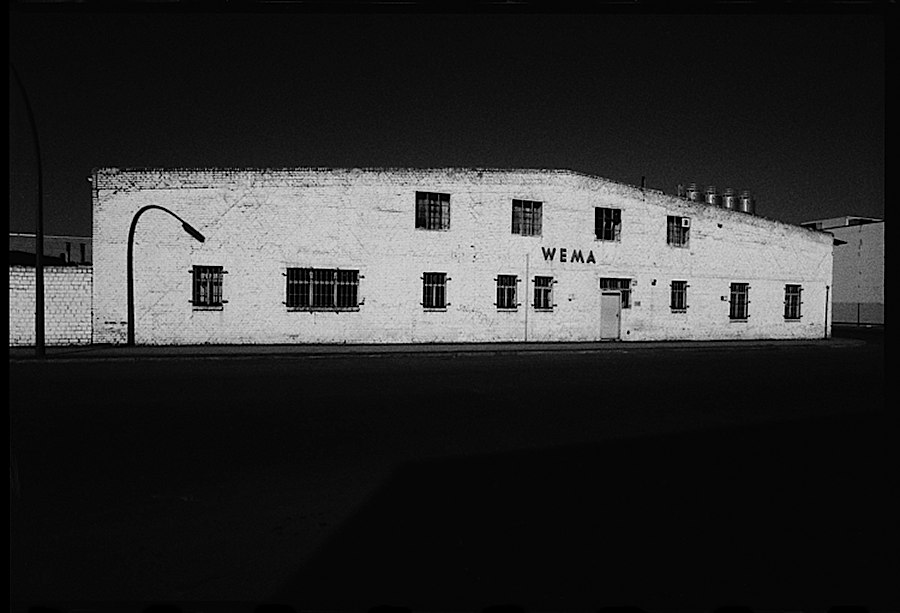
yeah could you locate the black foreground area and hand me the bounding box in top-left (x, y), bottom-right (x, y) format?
top-left (10, 330), bottom-right (893, 611)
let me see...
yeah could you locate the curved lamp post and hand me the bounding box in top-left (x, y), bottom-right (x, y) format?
top-left (127, 205), bottom-right (205, 346)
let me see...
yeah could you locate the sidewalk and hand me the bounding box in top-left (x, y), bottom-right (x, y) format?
top-left (8, 336), bottom-right (862, 362)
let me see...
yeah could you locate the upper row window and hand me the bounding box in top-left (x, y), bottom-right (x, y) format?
top-left (415, 191), bottom-right (450, 231)
top-left (595, 207), bottom-right (622, 241)
top-left (667, 215), bottom-right (691, 247)
top-left (512, 199), bottom-right (543, 236)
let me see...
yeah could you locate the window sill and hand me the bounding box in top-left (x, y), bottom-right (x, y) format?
top-left (423, 307), bottom-right (448, 312)
top-left (496, 308), bottom-right (519, 312)
top-left (414, 227), bottom-right (451, 232)
top-left (666, 243), bottom-right (690, 249)
top-left (192, 305), bottom-right (224, 311)
top-left (512, 232), bottom-right (542, 238)
top-left (533, 307), bottom-right (555, 312)
top-left (729, 318), bottom-right (749, 323)
top-left (670, 309), bottom-right (688, 313)
top-left (784, 317), bottom-right (802, 322)
top-left (287, 307), bottom-right (361, 312)
top-left (594, 238), bottom-right (621, 243)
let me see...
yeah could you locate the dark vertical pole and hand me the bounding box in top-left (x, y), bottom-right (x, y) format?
top-left (127, 212), bottom-right (138, 346)
top-left (825, 286), bottom-right (831, 339)
top-left (10, 63), bottom-right (45, 358)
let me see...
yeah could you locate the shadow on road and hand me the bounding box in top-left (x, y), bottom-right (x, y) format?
top-left (270, 409), bottom-right (897, 611)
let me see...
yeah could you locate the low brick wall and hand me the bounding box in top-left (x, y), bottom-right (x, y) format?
top-left (9, 265), bottom-right (93, 346)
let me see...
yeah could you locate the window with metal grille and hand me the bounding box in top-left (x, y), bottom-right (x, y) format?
top-left (599, 277), bottom-right (631, 308)
top-left (670, 280), bottom-right (688, 311)
top-left (667, 216), bottom-right (690, 247)
top-left (784, 284), bottom-right (802, 320)
top-left (415, 191), bottom-right (450, 230)
top-left (422, 272), bottom-right (447, 309)
top-left (595, 207), bottom-right (621, 241)
top-left (533, 276), bottom-right (554, 310)
top-left (729, 282), bottom-right (750, 320)
top-left (496, 274), bottom-right (518, 309)
top-left (192, 265), bottom-right (224, 308)
top-left (512, 199), bottom-right (543, 236)
top-left (285, 268), bottom-right (359, 310)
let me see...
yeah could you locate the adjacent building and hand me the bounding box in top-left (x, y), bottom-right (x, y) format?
top-left (91, 167), bottom-right (835, 346)
top-left (9, 232), bottom-right (92, 266)
top-left (801, 216), bottom-right (884, 326)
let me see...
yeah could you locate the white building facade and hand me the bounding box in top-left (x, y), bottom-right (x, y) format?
top-left (92, 168), bottom-right (835, 346)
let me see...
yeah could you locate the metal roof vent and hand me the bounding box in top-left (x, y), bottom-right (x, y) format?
top-left (686, 183), bottom-right (703, 202)
top-left (722, 188), bottom-right (738, 210)
top-left (737, 190), bottom-right (756, 215)
top-left (705, 185), bottom-right (721, 207)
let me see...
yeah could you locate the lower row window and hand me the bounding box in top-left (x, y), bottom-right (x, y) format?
top-left (192, 265), bottom-right (224, 308)
top-left (286, 267), bottom-right (359, 309)
top-left (729, 282), bottom-right (750, 319)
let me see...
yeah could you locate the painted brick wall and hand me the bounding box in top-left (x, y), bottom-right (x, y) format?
top-left (92, 168), bottom-right (834, 345)
top-left (9, 265), bottom-right (93, 346)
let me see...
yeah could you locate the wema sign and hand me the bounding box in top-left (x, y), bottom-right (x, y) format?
top-left (541, 247), bottom-right (597, 264)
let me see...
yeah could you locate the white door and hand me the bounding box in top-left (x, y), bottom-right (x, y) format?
top-left (600, 291), bottom-right (621, 340)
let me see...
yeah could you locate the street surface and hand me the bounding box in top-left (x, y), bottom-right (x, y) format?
top-left (9, 330), bottom-right (893, 611)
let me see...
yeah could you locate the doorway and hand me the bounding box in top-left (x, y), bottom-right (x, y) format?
top-left (600, 291), bottom-right (621, 340)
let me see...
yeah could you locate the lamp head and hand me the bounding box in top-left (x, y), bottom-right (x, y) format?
top-left (182, 223), bottom-right (205, 243)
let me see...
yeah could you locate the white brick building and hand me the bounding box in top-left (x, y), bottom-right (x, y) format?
top-left (91, 168), bottom-right (835, 345)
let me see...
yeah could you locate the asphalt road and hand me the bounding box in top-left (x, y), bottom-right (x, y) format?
top-left (9, 330), bottom-right (893, 611)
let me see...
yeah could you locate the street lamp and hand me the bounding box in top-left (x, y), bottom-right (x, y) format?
top-left (127, 205), bottom-right (205, 346)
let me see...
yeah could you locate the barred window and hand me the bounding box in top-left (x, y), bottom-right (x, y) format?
top-left (599, 277), bottom-right (632, 309)
top-left (512, 199), bottom-right (543, 236)
top-left (496, 274), bottom-right (518, 310)
top-left (286, 268), bottom-right (359, 310)
top-left (533, 276), bottom-right (554, 310)
top-left (192, 266), bottom-right (224, 308)
top-left (595, 207), bottom-right (621, 241)
top-left (670, 280), bottom-right (688, 311)
top-left (423, 272), bottom-right (447, 309)
top-left (729, 282), bottom-right (750, 320)
top-left (784, 284), bottom-right (802, 320)
top-left (667, 215), bottom-right (690, 247)
top-left (415, 191), bottom-right (450, 230)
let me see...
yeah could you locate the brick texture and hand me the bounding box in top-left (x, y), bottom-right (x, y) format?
top-left (91, 168), bottom-right (834, 345)
top-left (9, 265), bottom-right (93, 346)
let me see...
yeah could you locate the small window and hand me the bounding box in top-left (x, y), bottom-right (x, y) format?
top-left (667, 215), bottom-right (690, 247)
top-left (599, 278), bottom-right (631, 309)
top-left (423, 272), bottom-right (447, 309)
top-left (192, 265), bottom-right (224, 308)
top-left (533, 276), bottom-right (554, 310)
top-left (729, 282), bottom-right (749, 320)
top-left (512, 199), bottom-right (543, 236)
top-left (496, 274), bottom-right (518, 310)
top-left (595, 207), bottom-right (621, 241)
top-left (784, 284), bottom-right (802, 320)
top-left (670, 280), bottom-right (688, 311)
top-left (415, 191), bottom-right (450, 231)
top-left (286, 268), bottom-right (359, 310)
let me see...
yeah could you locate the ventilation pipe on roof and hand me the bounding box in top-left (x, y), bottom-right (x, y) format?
top-left (705, 185), bottom-right (721, 207)
top-left (738, 190), bottom-right (756, 215)
top-left (686, 183), bottom-right (703, 202)
top-left (722, 188), bottom-right (738, 210)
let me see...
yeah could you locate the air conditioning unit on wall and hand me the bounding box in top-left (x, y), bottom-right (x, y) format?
top-left (681, 218), bottom-right (691, 228)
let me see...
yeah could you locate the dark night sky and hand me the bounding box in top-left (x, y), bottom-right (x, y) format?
top-left (9, 5), bottom-right (885, 237)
